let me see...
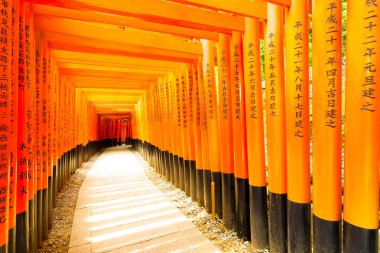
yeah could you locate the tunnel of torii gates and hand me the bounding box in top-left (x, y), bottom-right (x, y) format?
top-left (0, 0), bottom-right (377, 252)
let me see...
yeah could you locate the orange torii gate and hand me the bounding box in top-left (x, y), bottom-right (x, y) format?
top-left (0, 0), bottom-right (378, 253)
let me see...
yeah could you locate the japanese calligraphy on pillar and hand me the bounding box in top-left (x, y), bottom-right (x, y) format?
top-left (246, 42), bottom-right (258, 119)
top-left (292, 20), bottom-right (307, 138)
top-left (176, 76), bottom-right (181, 128)
top-left (199, 62), bottom-right (207, 131)
top-left (181, 72), bottom-right (187, 128)
top-left (219, 49), bottom-right (229, 120)
top-left (205, 63), bottom-right (215, 120)
top-left (324, 1), bottom-right (340, 127)
top-left (0, 0), bottom-right (10, 238)
top-left (35, 41), bottom-right (41, 190)
top-left (25, 9), bottom-right (35, 199)
top-left (9, 0), bottom-right (19, 231)
top-left (233, 43), bottom-right (242, 120)
top-left (361, 0), bottom-right (378, 112)
top-left (188, 66), bottom-right (194, 123)
top-left (267, 33), bottom-right (278, 117)
top-left (17, 3), bottom-right (28, 213)
top-left (194, 67), bottom-right (201, 128)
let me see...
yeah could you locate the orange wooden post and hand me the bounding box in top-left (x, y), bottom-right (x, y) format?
top-left (230, 31), bottom-right (250, 240)
top-left (343, 1), bottom-right (379, 252)
top-left (34, 30), bottom-right (43, 248)
top-left (198, 57), bottom-right (212, 212)
top-left (171, 73), bottom-right (180, 187)
top-left (8, 0), bottom-right (19, 251)
top-left (186, 63), bottom-right (197, 201)
top-left (0, 0), bottom-right (12, 251)
top-left (265, 7), bottom-right (288, 252)
top-left (193, 63), bottom-right (204, 206)
top-left (243, 17), bottom-right (269, 250)
top-left (285, 0), bottom-right (311, 251)
top-left (180, 65), bottom-right (191, 196)
top-left (50, 61), bottom-right (58, 210)
top-left (25, 3), bottom-right (38, 252)
top-left (163, 76), bottom-right (172, 181)
top-left (175, 72), bottom-right (185, 191)
top-left (41, 38), bottom-right (49, 241)
top-left (158, 78), bottom-right (167, 177)
top-left (202, 40), bottom-right (222, 217)
top-left (45, 38), bottom-right (54, 229)
top-left (16, 2), bottom-right (30, 252)
top-left (217, 33), bottom-right (236, 230)
top-left (312, 0), bottom-right (342, 252)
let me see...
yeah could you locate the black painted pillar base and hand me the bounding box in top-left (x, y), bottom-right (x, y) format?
top-left (52, 165), bottom-right (57, 208)
top-left (0, 243), bottom-right (6, 253)
top-left (57, 158), bottom-right (62, 192)
top-left (42, 189), bottom-right (49, 240)
top-left (164, 151), bottom-right (170, 181)
top-left (203, 170), bottom-right (212, 213)
top-left (48, 176), bottom-right (53, 230)
top-left (16, 210), bottom-right (29, 253)
top-left (269, 192), bottom-right (287, 253)
top-left (173, 155), bottom-right (179, 188)
top-left (8, 227), bottom-right (15, 253)
top-left (313, 215), bottom-right (340, 253)
top-left (249, 185), bottom-right (269, 250)
top-left (57, 159), bottom-right (61, 194)
top-left (222, 173), bottom-right (236, 230)
top-left (169, 153), bottom-right (174, 184)
top-left (178, 157), bottom-right (185, 191)
top-left (189, 161), bottom-right (196, 201)
top-left (37, 190), bottom-right (43, 248)
top-left (211, 171), bottom-right (222, 219)
top-left (184, 160), bottom-right (191, 197)
top-left (235, 178), bottom-right (250, 241)
top-left (287, 200), bottom-right (311, 253)
top-left (29, 198), bottom-right (36, 253)
top-left (343, 221), bottom-right (378, 253)
top-left (196, 169), bottom-right (204, 207)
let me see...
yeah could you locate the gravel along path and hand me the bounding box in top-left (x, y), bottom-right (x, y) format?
top-left (136, 153), bottom-right (269, 253)
top-left (37, 152), bottom-right (102, 253)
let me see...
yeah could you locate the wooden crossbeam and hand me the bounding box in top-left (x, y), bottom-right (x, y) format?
top-left (35, 16), bottom-right (202, 55)
top-left (262, 0), bottom-right (290, 7)
top-left (166, 0), bottom-right (267, 20)
top-left (30, 0), bottom-right (245, 33)
top-left (77, 88), bottom-right (146, 94)
top-left (60, 68), bottom-right (161, 77)
top-left (45, 33), bottom-right (198, 62)
top-left (58, 63), bottom-right (169, 75)
top-left (32, 4), bottom-right (219, 40)
top-left (52, 50), bottom-right (181, 70)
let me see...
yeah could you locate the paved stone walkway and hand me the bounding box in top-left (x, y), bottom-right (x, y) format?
top-left (69, 146), bottom-right (219, 253)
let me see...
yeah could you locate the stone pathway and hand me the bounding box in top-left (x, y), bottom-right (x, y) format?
top-left (69, 146), bottom-right (219, 253)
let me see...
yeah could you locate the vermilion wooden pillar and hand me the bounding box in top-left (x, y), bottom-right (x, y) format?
top-left (16, 2), bottom-right (30, 252)
top-left (230, 31), bottom-right (250, 240)
top-left (243, 17), bottom-right (269, 251)
top-left (8, 0), bottom-right (19, 252)
top-left (0, 0), bottom-right (12, 252)
top-left (312, 0), bottom-right (342, 252)
top-left (344, 1), bottom-right (379, 252)
top-left (265, 6), bottom-right (288, 252)
top-left (217, 34), bottom-right (236, 230)
top-left (198, 57), bottom-right (212, 213)
top-left (202, 40), bottom-right (222, 218)
top-left (285, 0), bottom-right (311, 251)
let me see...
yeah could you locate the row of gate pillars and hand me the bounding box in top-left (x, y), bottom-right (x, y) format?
top-left (129, 1), bottom-right (380, 251)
